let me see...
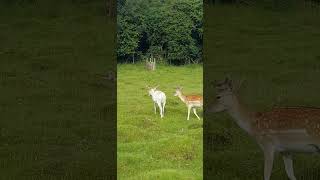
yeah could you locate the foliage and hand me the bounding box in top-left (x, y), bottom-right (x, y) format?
top-left (117, 0), bottom-right (203, 64)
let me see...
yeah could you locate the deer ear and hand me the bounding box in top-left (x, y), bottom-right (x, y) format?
top-left (235, 79), bottom-right (245, 92)
top-left (154, 85), bottom-right (159, 89)
top-left (225, 76), bottom-right (233, 88)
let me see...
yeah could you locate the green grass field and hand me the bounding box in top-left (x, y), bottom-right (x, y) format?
top-left (205, 4), bottom-right (320, 180)
top-left (0, 2), bottom-right (116, 179)
top-left (117, 63), bottom-right (203, 179)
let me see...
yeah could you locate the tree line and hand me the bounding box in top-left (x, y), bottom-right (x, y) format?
top-left (117, 0), bottom-right (203, 65)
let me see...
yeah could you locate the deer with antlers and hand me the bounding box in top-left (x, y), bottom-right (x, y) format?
top-left (147, 85), bottom-right (166, 118)
top-left (174, 86), bottom-right (203, 120)
top-left (209, 77), bottom-right (320, 180)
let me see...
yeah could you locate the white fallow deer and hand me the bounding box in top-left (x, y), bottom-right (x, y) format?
top-left (147, 85), bottom-right (166, 118)
top-left (209, 77), bottom-right (320, 180)
top-left (174, 86), bottom-right (203, 120)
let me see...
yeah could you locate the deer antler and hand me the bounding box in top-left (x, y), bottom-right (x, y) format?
top-left (233, 78), bottom-right (245, 93)
top-left (225, 75), bottom-right (232, 82)
top-left (238, 79), bottom-right (244, 89)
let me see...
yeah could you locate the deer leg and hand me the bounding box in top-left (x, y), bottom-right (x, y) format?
top-left (154, 103), bottom-right (157, 114)
top-left (162, 101), bottom-right (166, 115)
top-left (187, 106), bottom-right (191, 120)
top-left (192, 108), bottom-right (200, 120)
top-left (157, 102), bottom-right (163, 118)
top-left (282, 153), bottom-right (296, 180)
top-left (263, 144), bottom-right (275, 180)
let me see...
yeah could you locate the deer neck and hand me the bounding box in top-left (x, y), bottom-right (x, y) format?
top-left (151, 92), bottom-right (157, 99)
top-left (177, 93), bottom-right (188, 104)
top-left (226, 95), bottom-right (253, 134)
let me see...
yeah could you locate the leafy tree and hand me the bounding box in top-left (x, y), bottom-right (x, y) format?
top-left (117, 16), bottom-right (140, 62)
top-left (117, 0), bottom-right (203, 65)
top-left (116, 0), bottom-right (145, 62)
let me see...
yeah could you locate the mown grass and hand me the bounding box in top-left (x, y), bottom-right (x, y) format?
top-left (205, 4), bottom-right (320, 180)
top-left (117, 63), bottom-right (203, 180)
top-left (0, 2), bottom-right (116, 179)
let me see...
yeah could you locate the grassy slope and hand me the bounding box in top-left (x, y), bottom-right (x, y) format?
top-left (117, 64), bottom-right (203, 180)
top-left (0, 2), bottom-right (116, 179)
top-left (205, 4), bottom-right (320, 180)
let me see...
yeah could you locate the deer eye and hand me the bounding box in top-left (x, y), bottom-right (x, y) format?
top-left (216, 96), bottom-right (221, 99)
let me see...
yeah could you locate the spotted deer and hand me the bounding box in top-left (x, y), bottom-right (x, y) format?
top-left (145, 58), bottom-right (156, 71)
top-left (147, 85), bottom-right (166, 118)
top-left (174, 86), bottom-right (203, 120)
top-left (209, 77), bottom-right (320, 180)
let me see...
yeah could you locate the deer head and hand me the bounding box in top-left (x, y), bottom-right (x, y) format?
top-left (147, 85), bottom-right (159, 96)
top-left (209, 77), bottom-right (243, 113)
top-left (174, 86), bottom-right (183, 96)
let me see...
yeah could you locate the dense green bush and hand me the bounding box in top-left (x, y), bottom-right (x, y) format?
top-left (117, 0), bottom-right (203, 65)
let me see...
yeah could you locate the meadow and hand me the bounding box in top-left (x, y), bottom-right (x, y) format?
top-left (205, 4), bottom-right (320, 180)
top-left (117, 63), bottom-right (203, 179)
top-left (0, 2), bottom-right (116, 179)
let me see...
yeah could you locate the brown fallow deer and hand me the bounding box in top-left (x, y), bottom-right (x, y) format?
top-left (174, 86), bottom-right (203, 120)
top-left (209, 77), bottom-right (320, 180)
